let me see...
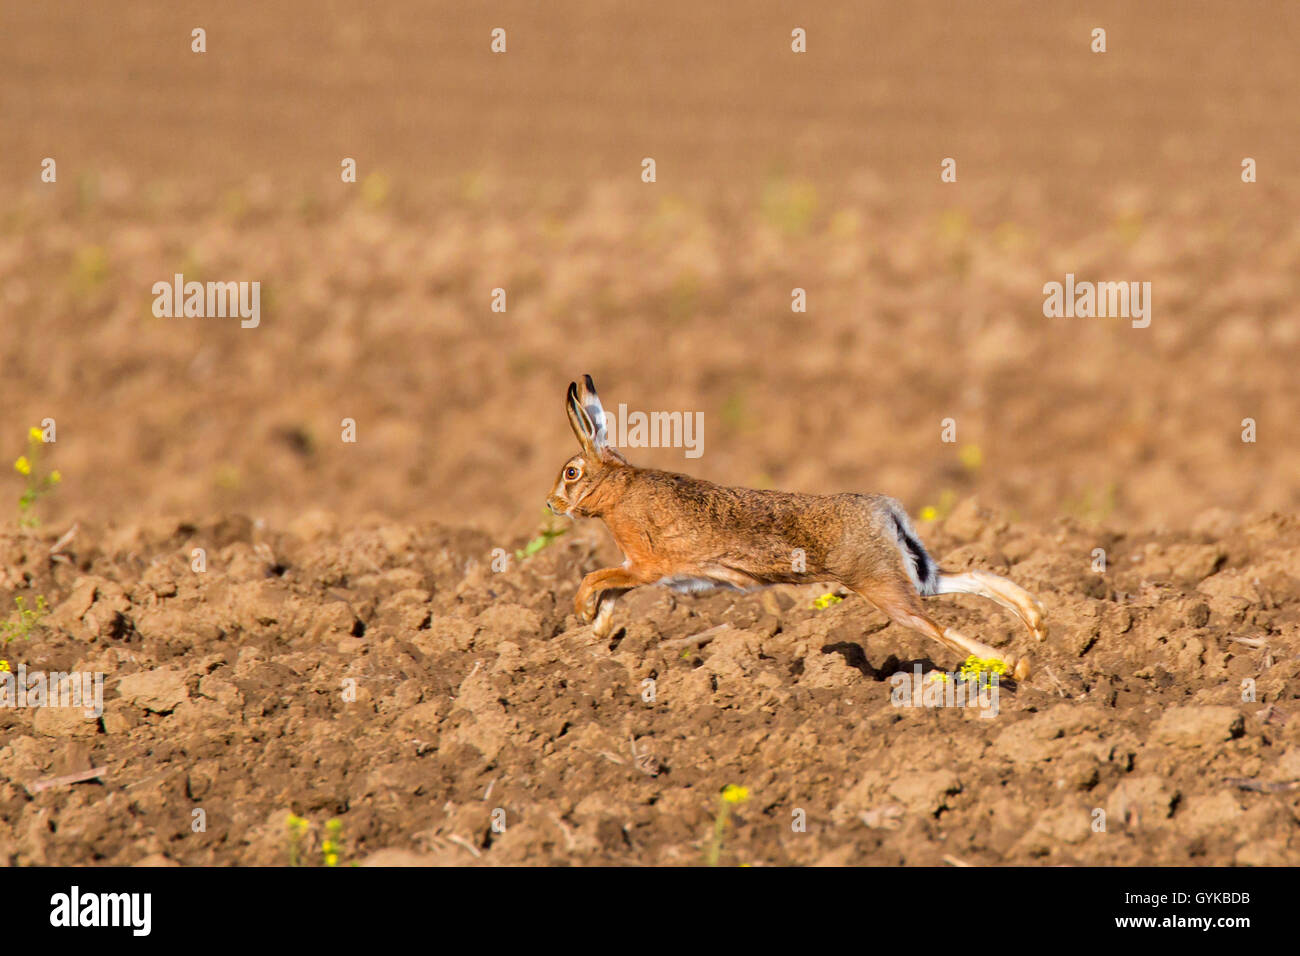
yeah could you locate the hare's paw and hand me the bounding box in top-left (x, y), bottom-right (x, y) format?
top-left (1009, 655), bottom-right (1031, 682)
top-left (590, 591), bottom-right (623, 638)
top-left (591, 602), bottom-right (616, 638)
top-left (574, 589), bottom-right (598, 622)
top-left (1008, 585), bottom-right (1048, 642)
top-left (1026, 603), bottom-right (1048, 642)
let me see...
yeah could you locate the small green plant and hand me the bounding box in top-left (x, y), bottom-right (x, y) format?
top-left (705, 784), bottom-right (750, 866)
top-left (924, 656), bottom-right (1008, 686)
top-left (760, 177), bottom-right (818, 236)
top-left (361, 171), bottom-right (390, 208)
top-left (720, 391), bottom-right (749, 432)
top-left (322, 818), bottom-right (344, 867)
top-left (918, 488), bottom-right (958, 523)
top-left (664, 270), bottom-right (701, 323)
top-left (286, 813), bottom-right (348, 867)
top-left (14, 427), bottom-right (60, 527)
top-left (958, 655), bottom-right (1010, 682)
top-left (1, 595), bottom-right (47, 646)
top-left (958, 443), bottom-right (983, 472)
top-left (1063, 482), bottom-right (1118, 524)
top-left (69, 244), bottom-right (108, 296)
top-left (515, 510), bottom-right (568, 560)
top-left (286, 813), bottom-right (309, 866)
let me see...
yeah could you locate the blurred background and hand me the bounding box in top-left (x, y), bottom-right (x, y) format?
top-left (1, 0), bottom-right (1297, 536)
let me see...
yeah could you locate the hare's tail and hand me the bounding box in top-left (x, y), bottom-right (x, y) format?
top-left (883, 500), bottom-right (941, 596)
top-left (883, 500), bottom-right (1046, 641)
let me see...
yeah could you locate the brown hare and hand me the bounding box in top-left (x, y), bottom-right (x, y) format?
top-left (547, 375), bottom-right (1045, 680)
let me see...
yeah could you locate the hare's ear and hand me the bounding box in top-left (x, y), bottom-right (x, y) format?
top-left (569, 375), bottom-right (625, 463)
top-left (577, 374), bottom-right (609, 443)
top-left (566, 381), bottom-right (599, 456)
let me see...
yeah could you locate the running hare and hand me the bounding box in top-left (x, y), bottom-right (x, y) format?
top-left (547, 375), bottom-right (1045, 679)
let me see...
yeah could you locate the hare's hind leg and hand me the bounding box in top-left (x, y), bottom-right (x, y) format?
top-left (849, 574), bottom-right (1031, 681)
top-left (934, 570), bottom-right (1047, 642)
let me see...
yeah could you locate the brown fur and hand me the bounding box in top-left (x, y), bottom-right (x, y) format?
top-left (547, 375), bottom-right (1045, 680)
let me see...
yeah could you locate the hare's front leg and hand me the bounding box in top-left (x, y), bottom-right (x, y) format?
top-left (575, 567), bottom-right (646, 638)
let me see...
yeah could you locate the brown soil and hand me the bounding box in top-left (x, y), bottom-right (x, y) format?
top-left (0, 1), bottom-right (1298, 865)
top-left (1, 508), bottom-right (1298, 866)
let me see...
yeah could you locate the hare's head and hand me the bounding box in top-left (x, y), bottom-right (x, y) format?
top-left (547, 375), bottom-right (627, 517)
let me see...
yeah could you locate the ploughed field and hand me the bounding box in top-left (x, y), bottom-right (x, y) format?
top-left (2, 0), bottom-right (1299, 864)
top-left (1, 506), bottom-right (1297, 865)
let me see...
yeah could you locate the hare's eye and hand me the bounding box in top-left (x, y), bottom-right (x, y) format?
top-left (565, 466), bottom-right (580, 480)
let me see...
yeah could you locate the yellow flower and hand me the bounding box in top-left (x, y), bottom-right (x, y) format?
top-left (361, 172), bottom-right (390, 207)
top-left (14, 456), bottom-right (30, 476)
top-left (959, 656), bottom-right (1009, 680)
top-left (959, 443), bottom-right (983, 470)
top-left (28, 427), bottom-right (42, 442)
top-left (811, 592), bottom-right (843, 610)
top-left (919, 505), bottom-right (938, 521)
top-left (0, 660), bottom-right (9, 672)
top-left (722, 785), bottom-right (750, 805)
top-left (325, 853), bottom-right (339, 867)
top-left (49, 471), bottom-right (61, 484)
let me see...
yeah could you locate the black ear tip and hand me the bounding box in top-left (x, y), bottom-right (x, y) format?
top-left (583, 373), bottom-right (597, 392)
